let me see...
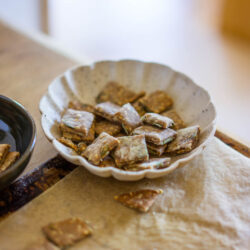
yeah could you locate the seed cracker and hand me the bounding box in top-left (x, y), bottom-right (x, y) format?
top-left (114, 189), bottom-right (163, 212)
top-left (140, 90), bottom-right (173, 113)
top-left (95, 120), bottom-right (122, 136)
top-left (96, 81), bottom-right (145, 105)
top-left (0, 144), bottom-right (10, 165)
top-left (161, 109), bottom-right (185, 130)
top-left (165, 125), bottom-right (200, 155)
top-left (61, 109), bottom-right (94, 136)
top-left (132, 98), bottom-right (146, 116)
top-left (133, 125), bottom-right (177, 145)
top-left (141, 113), bottom-right (174, 128)
top-left (77, 142), bottom-right (87, 154)
top-left (83, 132), bottom-right (119, 165)
top-left (42, 218), bottom-right (92, 248)
top-left (68, 100), bottom-right (95, 113)
top-left (114, 103), bottom-right (142, 135)
top-left (94, 102), bottom-right (120, 122)
top-left (113, 135), bottom-right (149, 167)
top-left (147, 142), bottom-right (167, 156)
top-left (98, 156), bottom-right (116, 168)
top-left (0, 151), bottom-right (20, 174)
top-left (61, 122), bottom-right (95, 143)
top-left (58, 137), bottom-right (78, 152)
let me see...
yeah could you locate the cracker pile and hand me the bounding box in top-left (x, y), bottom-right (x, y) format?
top-left (58, 82), bottom-right (200, 171)
top-left (0, 144), bottom-right (20, 174)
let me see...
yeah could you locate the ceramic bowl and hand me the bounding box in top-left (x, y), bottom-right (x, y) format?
top-left (0, 95), bottom-right (36, 190)
top-left (40, 60), bottom-right (216, 181)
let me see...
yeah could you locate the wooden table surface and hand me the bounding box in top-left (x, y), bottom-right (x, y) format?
top-left (0, 22), bottom-right (249, 179)
top-left (0, 22), bottom-right (75, 174)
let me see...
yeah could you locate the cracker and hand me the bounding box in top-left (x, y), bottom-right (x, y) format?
top-left (147, 143), bottom-right (167, 156)
top-left (114, 103), bottom-right (142, 135)
top-left (113, 135), bottom-right (149, 167)
top-left (42, 218), bottom-right (92, 248)
top-left (161, 110), bottom-right (185, 130)
top-left (96, 81), bottom-right (145, 105)
top-left (132, 125), bottom-right (177, 145)
top-left (123, 158), bottom-right (171, 171)
top-left (140, 90), bottom-right (173, 113)
top-left (114, 133), bottom-right (127, 139)
top-left (132, 98), bottom-right (146, 116)
top-left (98, 156), bottom-right (116, 168)
top-left (94, 102), bottom-right (120, 122)
top-left (68, 100), bottom-right (95, 113)
top-left (61, 109), bottom-right (94, 136)
top-left (0, 152), bottom-right (20, 173)
top-left (25, 240), bottom-right (59, 250)
top-left (114, 189), bottom-right (163, 212)
top-left (61, 122), bottom-right (95, 143)
top-left (165, 125), bottom-right (200, 155)
top-left (141, 113), bottom-right (174, 129)
top-left (95, 120), bottom-right (121, 136)
top-left (0, 144), bottom-right (10, 165)
top-left (58, 137), bottom-right (78, 151)
top-left (83, 132), bottom-right (119, 165)
top-left (77, 142), bottom-right (87, 154)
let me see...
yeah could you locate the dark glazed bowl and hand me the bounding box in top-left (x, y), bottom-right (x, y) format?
top-left (0, 95), bottom-right (36, 190)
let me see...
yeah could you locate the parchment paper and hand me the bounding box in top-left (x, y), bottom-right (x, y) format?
top-left (0, 138), bottom-right (249, 250)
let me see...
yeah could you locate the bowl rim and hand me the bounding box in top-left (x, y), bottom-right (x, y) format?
top-left (39, 59), bottom-right (217, 180)
top-left (0, 95), bottom-right (36, 179)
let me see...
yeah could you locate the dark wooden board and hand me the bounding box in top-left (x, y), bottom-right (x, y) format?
top-left (0, 156), bottom-right (76, 220)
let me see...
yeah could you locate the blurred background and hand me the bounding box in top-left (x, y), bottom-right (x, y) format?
top-left (0, 0), bottom-right (250, 145)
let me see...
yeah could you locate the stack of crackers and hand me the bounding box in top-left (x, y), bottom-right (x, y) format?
top-left (0, 144), bottom-right (19, 174)
top-left (58, 82), bottom-right (200, 171)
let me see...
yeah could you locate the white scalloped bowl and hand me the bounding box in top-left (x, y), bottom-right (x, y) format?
top-left (40, 60), bottom-right (216, 181)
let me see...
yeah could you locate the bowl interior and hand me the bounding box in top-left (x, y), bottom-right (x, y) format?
top-left (0, 95), bottom-right (36, 189)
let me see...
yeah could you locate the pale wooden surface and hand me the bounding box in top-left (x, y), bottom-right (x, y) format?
top-left (0, 22), bottom-right (75, 174)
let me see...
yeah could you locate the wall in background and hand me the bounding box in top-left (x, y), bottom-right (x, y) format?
top-left (0, 0), bottom-right (41, 32)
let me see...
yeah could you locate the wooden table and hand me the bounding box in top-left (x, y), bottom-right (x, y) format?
top-left (0, 22), bottom-right (75, 174)
top-left (0, 22), bottom-right (249, 218)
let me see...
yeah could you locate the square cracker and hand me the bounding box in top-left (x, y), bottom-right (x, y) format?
top-left (140, 90), bottom-right (173, 113)
top-left (114, 103), bottom-right (142, 135)
top-left (42, 218), bottom-right (92, 248)
top-left (141, 113), bottom-right (174, 129)
top-left (132, 98), bottom-right (146, 116)
top-left (98, 156), bottom-right (116, 168)
top-left (0, 152), bottom-right (20, 173)
top-left (0, 144), bottom-right (10, 165)
top-left (58, 137), bottom-right (78, 152)
top-left (61, 109), bottom-right (94, 136)
top-left (132, 125), bottom-right (177, 145)
top-left (61, 122), bottom-right (95, 143)
top-left (147, 142), bottom-right (167, 156)
top-left (83, 132), bottom-right (119, 165)
top-left (161, 110), bottom-right (185, 130)
top-left (123, 157), bottom-right (171, 171)
top-left (95, 120), bottom-right (121, 136)
top-left (114, 189), bottom-right (163, 212)
top-left (77, 142), bottom-right (87, 154)
top-left (94, 102), bottom-right (120, 122)
top-left (165, 125), bottom-right (200, 155)
top-left (113, 135), bottom-right (149, 167)
top-left (96, 81), bottom-right (145, 105)
top-left (68, 100), bottom-right (95, 113)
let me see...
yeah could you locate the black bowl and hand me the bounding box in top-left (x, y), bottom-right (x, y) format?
top-left (0, 95), bottom-right (36, 190)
